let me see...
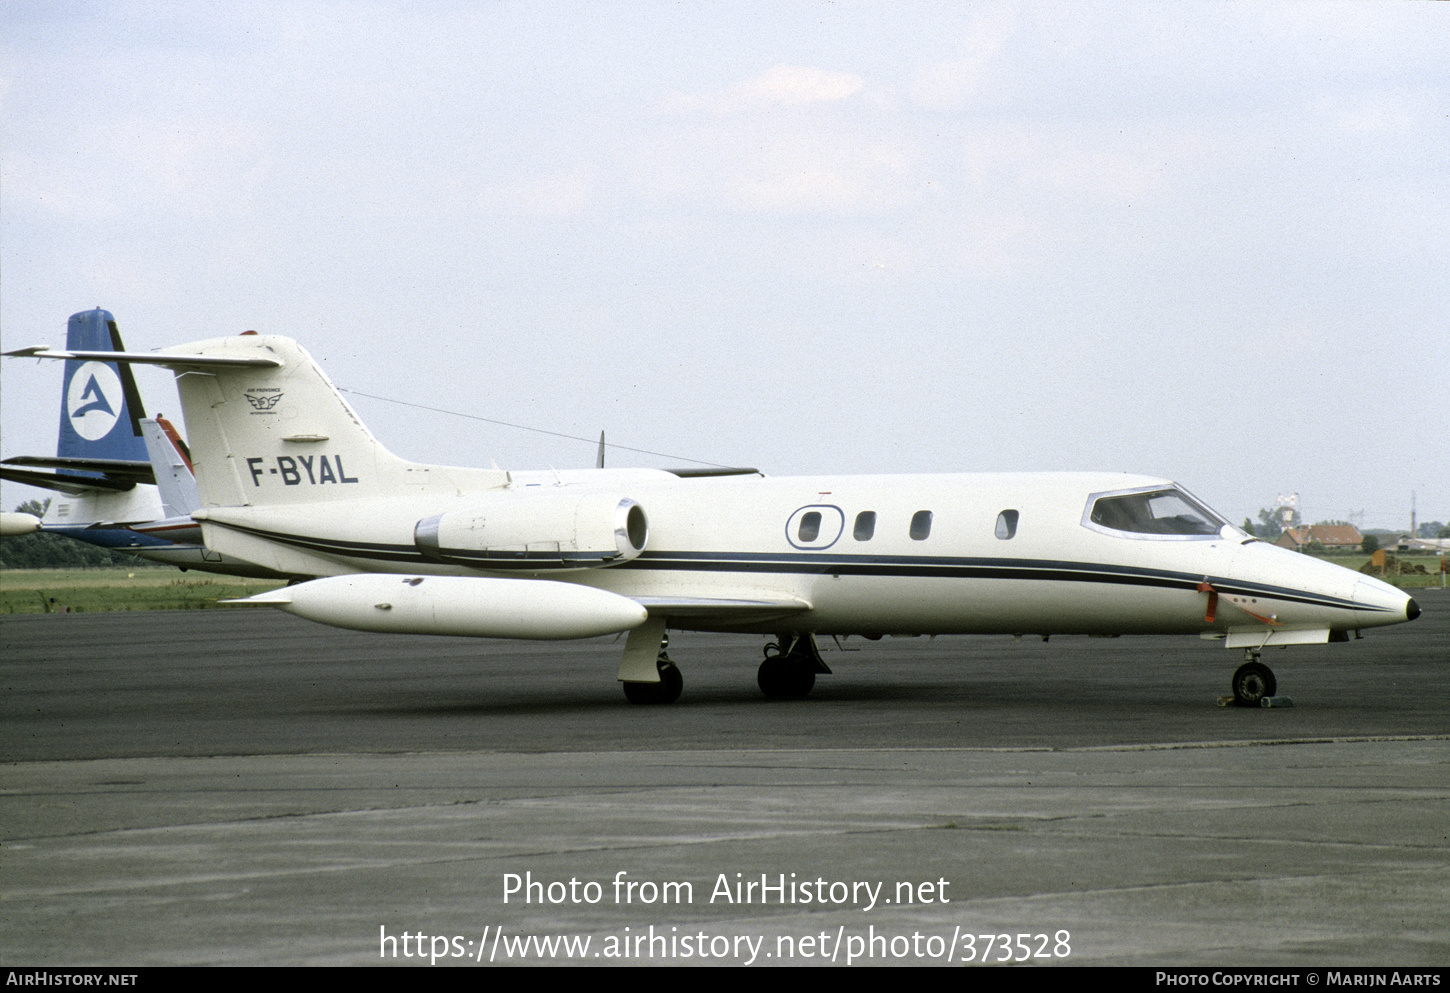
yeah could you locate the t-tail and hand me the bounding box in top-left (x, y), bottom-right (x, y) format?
top-left (0, 310), bottom-right (161, 525)
top-left (59, 309), bottom-right (149, 469)
top-left (145, 334), bottom-right (504, 509)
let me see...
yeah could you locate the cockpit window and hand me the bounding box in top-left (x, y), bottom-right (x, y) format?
top-left (1084, 486), bottom-right (1226, 539)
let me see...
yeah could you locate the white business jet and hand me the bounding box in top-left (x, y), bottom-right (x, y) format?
top-left (5, 332), bottom-right (1419, 705)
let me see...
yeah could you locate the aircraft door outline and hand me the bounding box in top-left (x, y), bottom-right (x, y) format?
top-left (785, 504), bottom-right (845, 550)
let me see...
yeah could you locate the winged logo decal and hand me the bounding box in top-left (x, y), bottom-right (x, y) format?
top-left (245, 391), bottom-right (283, 410)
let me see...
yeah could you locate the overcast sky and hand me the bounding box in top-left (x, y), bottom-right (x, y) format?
top-left (3, 1), bottom-right (1446, 531)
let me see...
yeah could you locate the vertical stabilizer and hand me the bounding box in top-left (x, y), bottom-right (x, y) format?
top-left (58, 309), bottom-right (148, 470)
top-left (157, 334), bottom-right (507, 508)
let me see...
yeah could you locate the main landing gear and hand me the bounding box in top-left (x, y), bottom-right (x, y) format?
top-left (1231, 649), bottom-right (1278, 708)
top-left (622, 650), bottom-right (682, 705)
top-left (618, 617), bottom-right (682, 705)
top-left (617, 622), bottom-right (832, 704)
top-left (758, 634), bottom-right (831, 700)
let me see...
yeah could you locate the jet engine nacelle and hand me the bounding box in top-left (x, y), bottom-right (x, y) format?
top-left (414, 492), bottom-right (648, 570)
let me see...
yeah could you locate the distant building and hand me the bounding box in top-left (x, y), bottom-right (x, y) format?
top-left (1275, 524), bottom-right (1363, 551)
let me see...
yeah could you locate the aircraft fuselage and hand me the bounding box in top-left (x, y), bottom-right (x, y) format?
top-left (196, 470), bottom-right (1413, 641)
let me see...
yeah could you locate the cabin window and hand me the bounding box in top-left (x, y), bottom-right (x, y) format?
top-left (785, 504), bottom-right (845, 549)
top-left (910, 510), bottom-right (933, 540)
top-left (995, 509), bottom-right (1019, 540)
top-left (1084, 486), bottom-right (1227, 539)
top-left (853, 511), bottom-right (876, 541)
top-left (798, 511), bottom-right (822, 543)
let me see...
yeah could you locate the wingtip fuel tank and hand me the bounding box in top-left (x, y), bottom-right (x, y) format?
top-left (231, 573), bottom-right (649, 640)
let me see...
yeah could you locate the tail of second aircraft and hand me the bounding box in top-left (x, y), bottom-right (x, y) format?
top-left (141, 416), bottom-right (200, 518)
top-left (0, 310), bottom-right (164, 526)
top-left (59, 309), bottom-right (149, 468)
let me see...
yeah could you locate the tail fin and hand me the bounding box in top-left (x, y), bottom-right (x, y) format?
top-left (58, 309), bottom-right (148, 469)
top-left (0, 310), bottom-right (163, 525)
top-left (140, 416), bottom-right (200, 517)
top-left (156, 334), bottom-right (507, 508)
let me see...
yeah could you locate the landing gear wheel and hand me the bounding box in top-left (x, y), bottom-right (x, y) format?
top-left (623, 660), bottom-right (683, 705)
top-left (1231, 661), bottom-right (1276, 708)
top-left (757, 655), bottom-right (815, 700)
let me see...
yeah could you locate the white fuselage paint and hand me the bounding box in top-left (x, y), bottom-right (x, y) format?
top-left (197, 469), bottom-right (1409, 640)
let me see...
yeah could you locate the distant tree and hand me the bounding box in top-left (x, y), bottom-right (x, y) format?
top-left (1362, 535), bottom-right (1380, 554)
top-left (1315, 519), bottom-right (1350, 527)
top-left (1417, 521), bottom-right (1445, 539)
top-left (1439, 525), bottom-right (1450, 539)
top-left (1242, 517), bottom-right (1258, 537)
top-left (1256, 508), bottom-right (1284, 541)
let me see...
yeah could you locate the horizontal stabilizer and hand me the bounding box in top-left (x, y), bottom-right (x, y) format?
top-left (2, 456), bottom-right (155, 485)
top-left (0, 465), bottom-right (139, 494)
top-left (4, 346), bottom-right (283, 369)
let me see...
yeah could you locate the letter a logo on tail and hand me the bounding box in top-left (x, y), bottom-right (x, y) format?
top-left (73, 374), bottom-right (117, 418)
top-left (65, 362), bottom-right (125, 441)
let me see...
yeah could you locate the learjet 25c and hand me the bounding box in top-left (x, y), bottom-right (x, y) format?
top-left (5, 331), bottom-right (1419, 705)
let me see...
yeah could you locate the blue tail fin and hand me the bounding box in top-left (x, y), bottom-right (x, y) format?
top-left (58, 309), bottom-right (149, 469)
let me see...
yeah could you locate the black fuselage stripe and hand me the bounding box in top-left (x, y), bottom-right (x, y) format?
top-left (205, 521), bottom-right (1385, 612)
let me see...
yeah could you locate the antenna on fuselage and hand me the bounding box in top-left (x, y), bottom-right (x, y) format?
top-left (597, 431), bottom-right (605, 469)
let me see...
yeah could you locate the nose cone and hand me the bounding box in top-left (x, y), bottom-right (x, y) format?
top-left (1352, 576), bottom-right (1417, 628)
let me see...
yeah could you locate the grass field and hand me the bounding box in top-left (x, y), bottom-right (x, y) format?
top-left (0, 569), bottom-right (286, 614)
top-left (1308, 552), bottom-right (1446, 589)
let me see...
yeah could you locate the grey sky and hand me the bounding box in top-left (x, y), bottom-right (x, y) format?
top-left (3, 1), bottom-right (1446, 530)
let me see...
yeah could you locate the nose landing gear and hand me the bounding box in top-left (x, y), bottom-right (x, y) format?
top-left (1231, 649), bottom-right (1277, 707)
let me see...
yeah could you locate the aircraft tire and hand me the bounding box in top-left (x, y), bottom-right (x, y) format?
top-left (1231, 661), bottom-right (1276, 707)
top-left (623, 661), bottom-right (683, 705)
top-left (757, 656), bottom-right (815, 700)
